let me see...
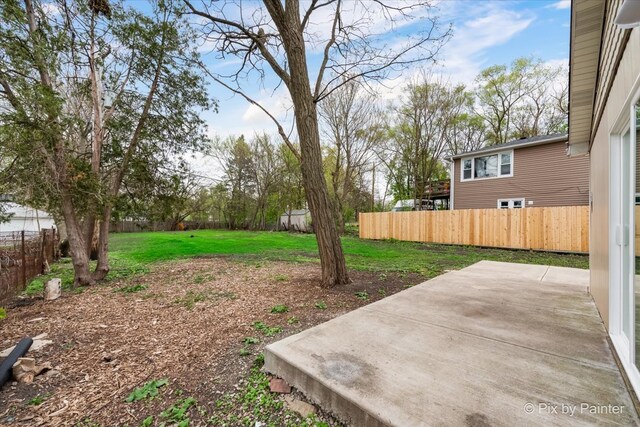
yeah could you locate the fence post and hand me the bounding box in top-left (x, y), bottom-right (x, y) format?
top-left (40, 230), bottom-right (46, 274)
top-left (21, 230), bottom-right (26, 288)
top-left (52, 227), bottom-right (56, 260)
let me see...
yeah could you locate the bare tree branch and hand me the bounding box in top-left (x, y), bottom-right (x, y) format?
top-left (314, 0), bottom-right (341, 99)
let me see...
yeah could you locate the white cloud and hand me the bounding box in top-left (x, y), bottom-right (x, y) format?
top-left (241, 88), bottom-right (292, 127)
top-left (549, 0), bottom-right (571, 10)
top-left (438, 5), bottom-right (535, 84)
top-left (303, 0), bottom-right (434, 53)
top-left (42, 2), bottom-right (61, 17)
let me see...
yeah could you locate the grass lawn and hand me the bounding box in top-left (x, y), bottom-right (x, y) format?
top-left (3, 230), bottom-right (589, 426)
top-left (24, 229), bottom-right (588, 298)
top-left (109, 229), bottom-right (588, 276)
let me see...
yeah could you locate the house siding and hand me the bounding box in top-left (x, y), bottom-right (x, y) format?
top-left (589, 27), bottom-right (640, 330)
top-left (592, 0), bottom-right (627, 141)
top-left (452, 141), bottom-right (589, 210)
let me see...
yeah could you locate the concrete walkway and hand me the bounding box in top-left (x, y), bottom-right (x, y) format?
top-left (265, 261), bottom-right (639, 426)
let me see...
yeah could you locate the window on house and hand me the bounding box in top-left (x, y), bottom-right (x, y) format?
top-left (474, 155), bottom-right (498, 178)
top-left (501, 153), bottom-right (512, 175)
top-left (461, 151), bottom-right (513, 181)
top-left (463, 159), bottom-right (472, 180)
top-left (497, 198), bottom-right (525, 209)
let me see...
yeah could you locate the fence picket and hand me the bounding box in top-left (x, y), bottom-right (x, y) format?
top-left (359, 206), bottom-right (589, 253)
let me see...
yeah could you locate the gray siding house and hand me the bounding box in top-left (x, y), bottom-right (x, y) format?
top-left (450, 134), bottom-right (590, 210)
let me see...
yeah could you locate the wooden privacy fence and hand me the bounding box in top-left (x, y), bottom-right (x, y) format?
top-left (359, 206), bottom-right (589, 253)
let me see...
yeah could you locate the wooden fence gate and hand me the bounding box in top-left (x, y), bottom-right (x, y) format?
top-left (359, 206), bottom-right (589, 253)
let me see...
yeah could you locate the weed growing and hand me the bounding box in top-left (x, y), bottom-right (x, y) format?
top-left (270, 304), bottom-right (289, 314)
top-left (207, 354), bottom-right (332, 427)
top-left (174, 290), bottom-right (237, 310)
top-left (159, 397), bottom-right (196, 425)
top-left (28, 393), bottom-right (50, 406)
top-left (252, 321), bottom-right (282, 337)
top-left (314, 301), bottom-right (327, 310)
top-left (115, 284), bottom-right (147, 293)
top-left (125, 378), bottom-right (168, 403)
top-left (354, 291), bottom-right (369, 301)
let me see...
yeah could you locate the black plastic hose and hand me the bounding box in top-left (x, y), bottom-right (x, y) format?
top-left (0, 337), bottom-right (33, 388)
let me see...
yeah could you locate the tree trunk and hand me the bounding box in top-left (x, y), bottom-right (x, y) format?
top-left (53, 214), bottom-right (68, 243)
top-left (279, 10), bottom-right (350, 287)
top-left (60, 195), bottom-right (92, 286)
top-left (92, 206), bottom-right (111, 281)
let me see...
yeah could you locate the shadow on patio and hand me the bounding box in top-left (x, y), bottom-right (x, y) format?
top-left (265, 261), bottom-right (639, 426)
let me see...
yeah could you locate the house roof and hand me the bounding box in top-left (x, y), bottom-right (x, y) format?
top-left (448, 134), bottom-right (568, 160)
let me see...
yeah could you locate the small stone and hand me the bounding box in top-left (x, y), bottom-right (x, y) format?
top-left (284, 395), bottom-right (316, 417)
top-left (269, 377), bottom-right (291, 394)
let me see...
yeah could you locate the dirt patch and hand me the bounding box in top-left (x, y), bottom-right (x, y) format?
top-left (0, 258), bottom-right (423, 426)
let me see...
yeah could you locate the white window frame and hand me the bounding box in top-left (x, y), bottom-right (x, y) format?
top-left (608, 82), bottom-right (640, 400)
top-left (497, 198), bottom-right (525, 209)
top-left (460, 150), bottom-right (514, 182)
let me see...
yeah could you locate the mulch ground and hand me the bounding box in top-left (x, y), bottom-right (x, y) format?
top-left (0, 257), bottom-right (423, 426)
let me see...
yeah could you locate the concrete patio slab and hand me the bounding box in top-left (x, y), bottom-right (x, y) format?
top-left (265, 261), bottom-right (639, 426)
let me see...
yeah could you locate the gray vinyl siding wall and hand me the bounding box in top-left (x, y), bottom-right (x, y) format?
top-left (453, 141), bottom-right (589, 210)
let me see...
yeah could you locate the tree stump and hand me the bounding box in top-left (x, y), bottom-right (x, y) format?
top-left (44, 278), bottom-right (61, 300)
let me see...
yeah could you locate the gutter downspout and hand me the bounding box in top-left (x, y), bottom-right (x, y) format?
top-left (450, 160), bottom-right (455, 210)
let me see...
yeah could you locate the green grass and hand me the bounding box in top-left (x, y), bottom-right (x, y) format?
top-left (24, 254), bottom-right (148, 296)
top-left (22, 230), bottom-right (588, 297)
top-left (108, 230), bottom-right (588, 279)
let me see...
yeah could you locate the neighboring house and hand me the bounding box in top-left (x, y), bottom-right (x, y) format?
top-left (567, 0), bottom-right (640, 399)
top-left (280, 209), bottom-right (311, 232)
top-left (449, 134), bottom-right (589, 210)
top-left (0, 202), bottom-right (56, 233)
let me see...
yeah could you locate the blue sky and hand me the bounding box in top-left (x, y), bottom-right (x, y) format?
top-left (196, 0), bottom-right (571, 140)
top-left (183, 0), bottom-right (571, 179)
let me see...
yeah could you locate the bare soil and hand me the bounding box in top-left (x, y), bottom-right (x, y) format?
top-left (0, 258), bottom-right (422, 426)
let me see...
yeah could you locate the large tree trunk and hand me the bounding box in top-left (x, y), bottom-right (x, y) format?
top-left (60, 195), bottom-right (92, 286)
top-left (279, 7), bottom-right (350, 287)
